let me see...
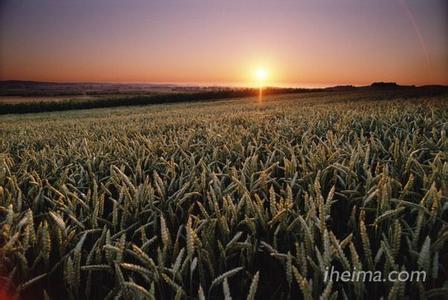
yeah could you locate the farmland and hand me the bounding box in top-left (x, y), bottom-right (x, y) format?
top-left (0, 91), bottom-right (447, 299)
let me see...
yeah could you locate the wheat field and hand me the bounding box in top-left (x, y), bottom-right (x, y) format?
top-left (0, 92), bottom-right (447, 299)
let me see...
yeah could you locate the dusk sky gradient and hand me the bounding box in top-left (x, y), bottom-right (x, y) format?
top-left (1, 0), bottom-right (447, 87)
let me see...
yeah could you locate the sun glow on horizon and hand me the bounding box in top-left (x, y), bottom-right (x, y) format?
top-left (255, 68), bottom-right (268, 82)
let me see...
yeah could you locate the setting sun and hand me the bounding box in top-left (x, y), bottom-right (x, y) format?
top-left (255, 69), bottom-right (268, 82)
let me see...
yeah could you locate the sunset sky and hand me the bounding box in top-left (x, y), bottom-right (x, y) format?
top-left (0, 0), bottom-right (447, 87)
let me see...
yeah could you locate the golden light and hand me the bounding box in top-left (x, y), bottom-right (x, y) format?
top-left (255, 68), bottom-right (268, 81)
top-left (254, 68), bottom-right (269, 103)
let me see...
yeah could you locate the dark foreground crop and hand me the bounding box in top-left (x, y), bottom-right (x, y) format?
top-left (0, 92), bottom-right (447, 299)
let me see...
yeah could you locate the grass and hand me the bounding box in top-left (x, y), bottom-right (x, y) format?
top-left (0, 91), bottom-right (447, 299)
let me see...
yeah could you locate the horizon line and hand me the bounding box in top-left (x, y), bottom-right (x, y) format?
top-left (1, 79), bottom-right (447, 90)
